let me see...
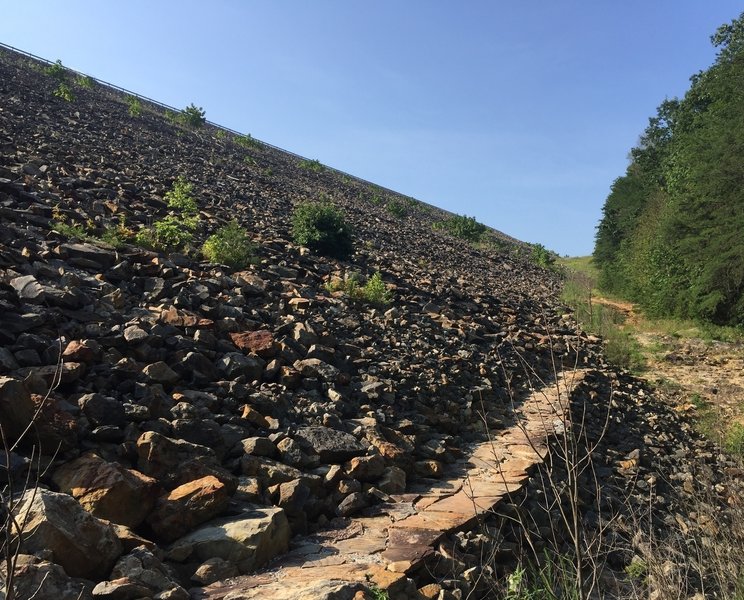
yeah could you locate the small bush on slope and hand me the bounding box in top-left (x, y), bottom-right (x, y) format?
top-left (202, 220), bottom-right (256, 268)
top-left (292, 201), bottom-right (353, 259)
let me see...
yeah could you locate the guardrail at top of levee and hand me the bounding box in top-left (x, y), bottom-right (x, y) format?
top-left (0, 41), bottom-right (446, 210)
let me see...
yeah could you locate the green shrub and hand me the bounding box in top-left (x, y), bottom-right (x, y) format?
top-left (725, 423), bottom-right (744, 456)
top-left (165, 177), bottom-right (198, 215)
top-left (100, 215), bottom-right (135, 248)
top-left (326, 271), bottom-right (391, 305)
top-left (202, 220), bottom-right (255, 268)
top-left (434, 214), bottom-right (487, 242)
top-left (386, 199), bottom-right (409, 218)
top-left (44, 59), bottom-right (67, 80)
top-left (75, 74), bottom-right (93, 89)
top-left (126, 95), bottom-right (142, 117)
top-left (299, 159), bottom-right (325, 173)
top-left (136, 215), bottom-right (196, 251)
top-left (360, 272), bottom-right (392, 305)
top-left (136, 178), bottom-right (199, 251)
top-left (235, 134), bottom-right (261, 149)
top-left (53, 83), bottom-right (74, 102)
top-left (531, 243), bottom-right (557, 269)
top-left (52, 221), bottom-right (88, 239)
top-left (292, 201), bottom-right (353, 259)
top-left (179, 103), bottom-right (206, 127)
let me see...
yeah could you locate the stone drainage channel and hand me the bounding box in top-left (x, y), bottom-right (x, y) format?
top-left (192, 370), bottom-right (588, 600)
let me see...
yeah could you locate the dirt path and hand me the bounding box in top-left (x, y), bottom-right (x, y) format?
top-left (592, 296), bottom-right (744, 428)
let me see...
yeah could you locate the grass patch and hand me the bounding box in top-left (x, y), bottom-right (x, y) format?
top-left (561, 268), bottom-right (645, 372)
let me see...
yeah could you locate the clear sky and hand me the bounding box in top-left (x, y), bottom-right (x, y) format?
top-left (3, 2), bottom-right (742, 256)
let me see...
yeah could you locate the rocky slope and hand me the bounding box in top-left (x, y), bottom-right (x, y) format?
top-left (0, 46), bottom-right (740, 600)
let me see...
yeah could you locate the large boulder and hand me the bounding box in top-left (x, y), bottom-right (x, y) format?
top-left (12, 488), bottom-right (123, 580)
top-left (52, 453), bottom-right (159, 527)
top-left (147, 475), bottom-right (230, 543)
top-left (136, 431), bottom-right (218, 487)
top-left (167, 506), bottom-right (290, 574)
top-left (0, 554), bottom-right (93, 600)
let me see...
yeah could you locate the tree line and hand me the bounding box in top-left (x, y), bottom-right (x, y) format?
top-left (594, 12), bottom-right (744, 326)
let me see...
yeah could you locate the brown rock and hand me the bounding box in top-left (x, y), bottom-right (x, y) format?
top-left (143, 361), bottom-right (179, 384)
top-left (230, 330), bottom-right (277, 358)
top-left (136, 431), bottom-right (217, 486)
top-left (62, 339), bottom-right (101, 364)
top-left (52, 453), bottom-right (158, 527)
top-left (241, 404), bottom-right (270, 428)
top-left (148, 475), bottom-right (230, 543)
top-left (346, 454), bottom-right (385, 482)
top-left (12, 488), bottom-right (122, 580)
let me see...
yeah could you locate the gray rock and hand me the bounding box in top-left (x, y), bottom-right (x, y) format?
top-left (240, 436), bottom-right (277, 458)
top-left (11, 274), bottom-right (45, 302)
top-left (12, 488), bottom-right (123, 580)
top-left (0, 347), bottom-right (20, 373)
top-left (190, 557), bottom-right (239, 585)
top-left (336, 491), bottom-right (368, 517)
top-left (294, 426), bottom-right (366, 464)
top-left (143, 361), bottom-right (180, 384)
top-left (111, 546), bottom-right (187, 598)
top-left (79, 393), bottom-right (126, 427)
top-left (168, 505), bottom-right (290, 574)
top-left (59, 242), bottom-right (117, 269)
top-left (2, 554), bottom-right (93, 600)
top-left (218, 352), bottom-right (264, 381)
top-left (123, 325), bottom-right (149, 343)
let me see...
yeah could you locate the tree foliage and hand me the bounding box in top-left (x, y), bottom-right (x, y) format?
top-left (594, 11), bottom-right (744, 325)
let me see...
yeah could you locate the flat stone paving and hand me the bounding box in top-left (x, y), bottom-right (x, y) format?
top-left (192, 370), bottom-right (587, 599)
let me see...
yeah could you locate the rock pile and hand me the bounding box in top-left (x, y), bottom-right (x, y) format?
top-left (2, 46), bottom-right (731, 600)
top-left (0, 45), bottom-right (600, 599)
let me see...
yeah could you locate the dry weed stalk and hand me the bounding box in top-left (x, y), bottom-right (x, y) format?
top-left (481, 332), bottom-right (621, 599)
top-left (0, 340), bottom-right (63, 600)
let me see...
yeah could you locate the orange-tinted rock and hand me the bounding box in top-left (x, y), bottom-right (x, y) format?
top-left (52, 453), bottom-right (158, 527)
top-left (148, 475), bottom-right (230, 543)
top-left (230, 330), bottom-right (277, 359)
top-left (61, 339), bottom-right (101, 364)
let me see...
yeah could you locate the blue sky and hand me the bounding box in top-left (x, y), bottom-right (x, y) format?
top-left (3, 2), bottom-right (742, 255)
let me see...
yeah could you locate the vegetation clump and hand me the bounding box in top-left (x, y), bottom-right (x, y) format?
top-left (530, 243), bottom-right (557, 269)
top-left (52, 82), bottom-right (74, 102)
top-left (434, 213), bottom-right (487, 242)
top-left (202, 220), bottom-right (255, 268)
top-left (179, 103), bottom-right (206, 128)
top-left (299, 158), bottom-right (325, 173)
top-left (386, 199), bottom-right (410, 218)
top-left (75, 74), bottom-right (93, 89)
top-left (292, 201), bottom-right (353, 259)
top-left (126, 95), bottom-right (142, 117)
top-left (326, 272), bottom-right (392, 306)
top-left (136, 177), bottom-right (199, 251)
top-left (235, 134), bottom-right (261, 149)
top-left (44, 59), bottom-right (67, 80)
